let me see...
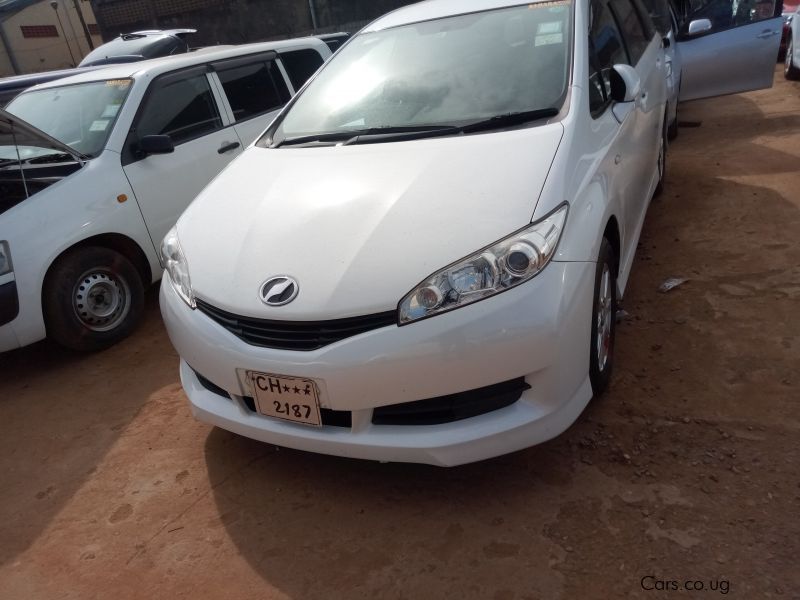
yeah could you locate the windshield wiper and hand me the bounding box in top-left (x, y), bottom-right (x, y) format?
top-left (25, 152), bottom-right (79, 164)
top-left (459, 108), bottom-right (560, 134)
top-left (273, 125), bottom-right (462, 148)
top-left (272, 110), bottom-right (559, 148)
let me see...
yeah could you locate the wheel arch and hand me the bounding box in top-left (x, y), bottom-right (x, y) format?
top-left (42, 233), bottom-right (152, 303)
top-left (602, 216), bottom-right (621, 275)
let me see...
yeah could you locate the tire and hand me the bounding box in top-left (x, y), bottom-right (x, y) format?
top-left (785, 36), bottom-right (800, 81)
top-left (43, 246), bottom-right (145, 351)
top-left (654, 113), bottom-right (667, 197)
top-left (667, 102), bottom-right (679, 141)
top-left (589, 238), bottom-right (617, 395)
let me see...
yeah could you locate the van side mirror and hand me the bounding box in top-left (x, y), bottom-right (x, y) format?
top-left (687, 18), bottom-right (712, 36)
top-left (662, 36), bottom-right (671, 48)
top-left (609, 64), bottom-right (640, 124)
top-left (138, 134), bottom-right (175, 156)
top-left (610, 64), bottom-right (641, 103)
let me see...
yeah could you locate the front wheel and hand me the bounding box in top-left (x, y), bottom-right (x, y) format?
top-left (589, 238), bottom-right (618, 395)
top-left (785, 36), bottom-right (800, 80)
top-left (654, 115), bottom-right (667, 197)
top-left (43, 246), bottom-right (145, 351)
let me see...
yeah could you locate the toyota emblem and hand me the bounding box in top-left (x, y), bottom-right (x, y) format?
top-left (259, 276), bottom-right (299, 306)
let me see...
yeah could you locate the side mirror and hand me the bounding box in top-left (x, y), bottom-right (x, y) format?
top-left (138, 134), bottom-right (174, 156)
top-left (610, 64), bottom-right (641, 103)
top-left (662, 36), bottom-right (671, 48)
top-left (687, 18), bottom-right (712, 36)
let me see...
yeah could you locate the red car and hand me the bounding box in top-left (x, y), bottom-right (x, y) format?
top-left (782, 2), bottom-right (798, 59)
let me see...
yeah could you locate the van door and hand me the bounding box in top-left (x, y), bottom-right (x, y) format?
top-left (677, 0), bottom-right (782, 100)
top-left (209, 53), bottom-right (293, 146)
top-left (122, 66), bottom-right (244, 251)
top-left (608, 0), bottom-right (665, 213)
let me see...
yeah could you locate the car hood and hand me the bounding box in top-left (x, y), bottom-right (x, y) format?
top-left (179, 124), bottom-right (564, 320)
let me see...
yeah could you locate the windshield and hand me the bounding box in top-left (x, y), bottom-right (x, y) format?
top-left (268, 2), bottom-right (572, 145)
top-left (6, 79), bottom-right (132, 157)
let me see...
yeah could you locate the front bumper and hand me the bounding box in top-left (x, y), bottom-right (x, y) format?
top-left (161, 260), bottom-right (596, 466)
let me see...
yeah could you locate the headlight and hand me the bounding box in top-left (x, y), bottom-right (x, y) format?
top-left (161, 226), bottom-right (195, 308)
top-left (0, 241), bottom-right (12, 276)
top-left (399, 203), bottom-right (568, 324)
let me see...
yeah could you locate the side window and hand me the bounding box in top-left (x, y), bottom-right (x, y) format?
top-left (279, 48), bottom-right (325, 91)
top-left (681, 0), bottom-right (776, 34)
top-left (609, 0), bottom-right (652, 64)
top-left (589, 0), bottom-right (629, 115)
top-left (640, 0), bottom-right (674, 35)
top-left (217, 61), bottom-right (291, 122)
top-left (137, 72), bottom-right (222, 145)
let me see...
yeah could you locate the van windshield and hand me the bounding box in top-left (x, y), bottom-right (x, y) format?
top-left (6, 79), bottom-right (132, 157)
top-left (267, 2), bottom-right (572, 146)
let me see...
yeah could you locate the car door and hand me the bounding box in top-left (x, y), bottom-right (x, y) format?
top-left (676, 0), bottom-right (782, 100)
top-left (589, 0), bottom-right (643, 268)
top-left (122, 66), bottom-right (244, 251)
top-left (209, 52), bottom-right (293, 146)
top-left (608, 0), bottom-right (664, 218)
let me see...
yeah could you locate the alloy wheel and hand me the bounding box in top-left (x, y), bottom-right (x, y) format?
top-left (595, 263), bottom-right (613, 371)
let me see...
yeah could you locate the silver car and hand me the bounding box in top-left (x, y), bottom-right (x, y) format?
top-left (640, 0), bottom-right (782, 137)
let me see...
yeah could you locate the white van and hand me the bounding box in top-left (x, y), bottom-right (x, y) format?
top-left (0, 38), bottom-right (331, 352)
top-left (160, 0), bottom-right (779, 465)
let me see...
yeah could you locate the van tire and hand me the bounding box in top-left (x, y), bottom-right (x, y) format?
top-left (43, 246), bottom-right (144, 351)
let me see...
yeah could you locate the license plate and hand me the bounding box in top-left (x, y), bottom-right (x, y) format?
top-left (248, 371), bottom-right (322, 427)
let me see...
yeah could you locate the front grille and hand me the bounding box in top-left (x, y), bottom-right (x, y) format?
top-left (372, 377), bottom-right (530, 426)
top-left (195, 298), bottom-right (397, 351)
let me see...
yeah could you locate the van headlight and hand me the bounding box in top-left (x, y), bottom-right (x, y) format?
top-left (0, 241), bottom-right (12, 276)
top-left (161, 226), bottom-right (195, 308)
top-left (399, 203), bottom-right (568, 324)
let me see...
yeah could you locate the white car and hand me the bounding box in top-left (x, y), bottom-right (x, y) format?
top-left (161, 0), bottom-right (777, 466)
top-left (0, 38), bottom-right (331, 352)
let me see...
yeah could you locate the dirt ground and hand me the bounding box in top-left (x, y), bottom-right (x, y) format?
top-left (1, 67), bottom-right (799, 600)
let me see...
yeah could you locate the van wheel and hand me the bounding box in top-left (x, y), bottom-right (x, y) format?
top-left (654, 116), bottom-right (667, 197)
top-left (43, 246), bottom-right (144, 351)
top-left (785, 36), bottom-right (800, 80)
top-left (589, 238), bottom-right (617, 395)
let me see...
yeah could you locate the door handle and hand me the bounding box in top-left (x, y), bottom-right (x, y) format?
top-left (218, 141), bottom-right (241, 154)
top-left (756, 30), bottom-right (779, 38)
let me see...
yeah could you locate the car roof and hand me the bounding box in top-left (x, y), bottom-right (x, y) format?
top-left (364, 0), bottom-right (560, 32)
top-left (29, 37), bottom-right (329, 90)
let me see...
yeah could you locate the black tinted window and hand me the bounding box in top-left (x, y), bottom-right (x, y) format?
top-left (218, 61), bottom-right (290, 122)
top-left (681, 0), bottom-right (776, 33)
top-left (137, 73), bottom-right (222, 144)
top-left (609, 0), bottom-right (651, 64)
top-left (279, 48), bottom-right (325, 90)
top-left (589, 0), bottom-right (629, 114)
top-left (641, 0), bottom-right (674, 34)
